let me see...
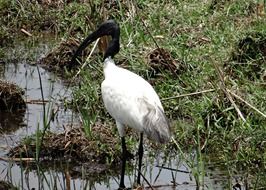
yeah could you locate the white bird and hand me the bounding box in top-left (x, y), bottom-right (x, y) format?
top-left (71, 20), bottom-right (171, 189)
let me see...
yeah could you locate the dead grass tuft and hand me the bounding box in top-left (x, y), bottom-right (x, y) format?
top-left (8, 122), bottom-right (120, 165)
top-left (0, 80), bottom-right (25, 111)
top-left (147, 48), bottom-right (181, 77)
top-left (39, 37), bottom-right (92, 71)
top-left (226, 32), bottom-right (266, 80)
top-left (232, 32), bottom-right (266, 62)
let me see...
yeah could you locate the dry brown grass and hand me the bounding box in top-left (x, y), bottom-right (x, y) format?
top-left (0, 80), bottom-right (25, 111)
top-left (8, 122), bottom-right (120, 164)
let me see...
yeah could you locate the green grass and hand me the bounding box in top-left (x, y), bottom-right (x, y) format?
top-left (81, 0), bottom-right (266, 182)
top-left (1, 0), bottom-right (266, 188)
top-left (72, 0), bottom-right (266, 187)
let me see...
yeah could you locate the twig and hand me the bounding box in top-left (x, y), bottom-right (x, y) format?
top-left (26, 99), bottom-right (49, 105)
top-left (0, 157), bottom-right (35, 162)
top-left (212, 62), bottom-right (246, 122)
top-left (74, 38), bottom-right (100, 78)
top-left (137, 169), bottom-right (154, 190)
top-left (140, 19), bottom-right (161, 50)
top-left (146, 184), bottom-right (179, 189)
top-left (20, 28), bottom-right (32, 37)
top-left (155, 165), bottom-right (190, 173)
top-left (228, 90), bottom-right (266, 118)
top-left (162, 89), bottom-right (215, 101)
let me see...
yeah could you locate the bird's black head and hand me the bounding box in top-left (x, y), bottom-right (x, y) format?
top-left (71, 20), bottom-right (120, 65)
top-left (103, 38), bottom-right (120, 60)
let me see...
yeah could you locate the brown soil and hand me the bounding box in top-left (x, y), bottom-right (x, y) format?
top-left (39, 37), bottom-right (83, 71)
top-left (8, 122), bottom-right (121, 167)
top-left (0, 80), bottom-right (25, 111)
top-left (232, 32), bottom-right (266, 62)
top-left (0, 180), bottom-right (17, 190)
top-left (147, 48), bottom-right (180, 77)
top-left (38, 37), bottom-right (103, 74)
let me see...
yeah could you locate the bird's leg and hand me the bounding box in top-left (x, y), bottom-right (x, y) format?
top-left (137, 132), bottom-right (144, 185)
top-left (119, 137), bottom-right (127, 189)
top-left (123, 139), bottom-right (134, 160)
top-left (116, 121), bottom-right (134, 161)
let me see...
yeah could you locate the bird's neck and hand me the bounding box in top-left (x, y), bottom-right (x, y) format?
top-left (103, 57), bottom-right (117, 78)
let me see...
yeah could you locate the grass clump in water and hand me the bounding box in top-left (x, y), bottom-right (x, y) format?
top-left (9, 123), bottom-right (121, 169)
top-left (2, 0), bottom-right (266, 188)
top-left (0, 80), bottom-right (26, 111)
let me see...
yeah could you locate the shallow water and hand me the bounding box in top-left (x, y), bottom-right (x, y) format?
top-left (0, 62), bottom-right (198, 190)
top-left (0, 62), bottom-right (79, 148)
top-left (0, 40), bottom-right (255, 190)
top-left (0, 150), bottom-right (249, 190)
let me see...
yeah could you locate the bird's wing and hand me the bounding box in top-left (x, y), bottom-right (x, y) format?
top-left (138, 98), bottom-right (171, 143)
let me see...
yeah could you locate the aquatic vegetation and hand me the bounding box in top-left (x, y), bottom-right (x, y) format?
top-left (0, 0), bottom-right (265, 189)
top-left (0, 80), bottom-right (25, 111)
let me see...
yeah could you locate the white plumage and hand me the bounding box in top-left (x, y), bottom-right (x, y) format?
top-left (102, 57), bottom-right (170, 143)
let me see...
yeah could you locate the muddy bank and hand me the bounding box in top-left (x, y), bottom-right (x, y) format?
top-left (8, 122), bottom-right (122, 174)
top-left (0, 80), bottom-right (25, 111)
top-left (38, 36), bottom-right (106, 76)
top-left (39, 37), bottom-right (81, 71)
top-left (0, 180), bottom-right (17, 190)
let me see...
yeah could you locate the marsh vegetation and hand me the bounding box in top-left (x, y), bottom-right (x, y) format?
top-left (0, 0), bottom-right (266, 189)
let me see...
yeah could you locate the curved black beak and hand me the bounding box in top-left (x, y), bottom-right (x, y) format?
top-left (71, 19), bottom-right (120, 65)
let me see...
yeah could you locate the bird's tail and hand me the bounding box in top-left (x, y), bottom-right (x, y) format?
top-left (142, 101), bottom-right (171, 144)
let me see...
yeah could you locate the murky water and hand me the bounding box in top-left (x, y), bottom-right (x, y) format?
top-left (0, 62), bottom-right (79, 146)
top-left (0, 39), bottom-right (255, 190)
top-left (0, 61), bottom-right (198, 189)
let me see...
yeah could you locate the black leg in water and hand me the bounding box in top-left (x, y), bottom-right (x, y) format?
top-left (137, 133), bottom-right (144, 185)
top-left (119, 136), bottom-right (135, 189)
top-left (119, 137), bottom-right (127, 189)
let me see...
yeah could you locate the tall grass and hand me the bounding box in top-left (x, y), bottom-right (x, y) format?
top-left (1, 0), bottom-right (266, 189)
top-left (70, 0), bottom-right (266, 187)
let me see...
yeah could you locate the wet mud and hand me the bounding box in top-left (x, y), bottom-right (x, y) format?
top-left (0, 180), bottom-right (17, 190)
top-left (39, 38), bottom-right (81, 71)
top-left (8, 123), bottom-right (121, 175)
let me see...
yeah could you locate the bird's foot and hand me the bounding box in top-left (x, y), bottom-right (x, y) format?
top-left (118, 185), bottom-right (125, 190)
top-left (133, 182), bottom-right (143, 190)
top-left (118, 184), bottom-right (133, 190)
top-left (117, 187), bottom-right (131, 190)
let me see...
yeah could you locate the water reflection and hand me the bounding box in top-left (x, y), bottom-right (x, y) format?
top-left (0, 110), bottom-right (26, 133)
top-left (0, 44), bottom-right (260, 189)
top-left (0, 63), bottom-right (79, 137)
top-left (1, 150), bottom-right (253, 190)
top-left (0, 62), bottom-right (80, 188)
top-left (1, 152), bottom-right (196, 190)
top-left (0, 61), bottom-right (252, 189)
